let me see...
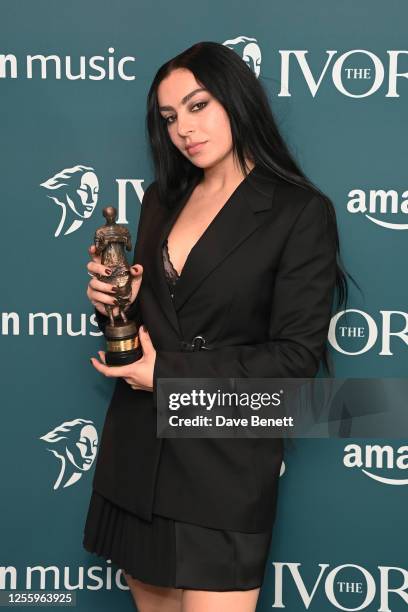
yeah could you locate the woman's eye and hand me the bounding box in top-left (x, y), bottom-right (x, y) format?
top-left (191, 101), bottom-right (207, 112)
top-left (163, 101), bottom-right (208, 125)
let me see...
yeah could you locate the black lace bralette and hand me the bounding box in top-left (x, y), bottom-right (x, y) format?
top-left (162, 238), bottom-right (180, 298)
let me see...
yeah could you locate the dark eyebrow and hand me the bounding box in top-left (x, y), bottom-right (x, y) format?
top-left (158, 88), bottom-right (208, 112)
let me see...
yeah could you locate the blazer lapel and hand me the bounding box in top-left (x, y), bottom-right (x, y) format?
top-left (142, 179), bottom-right (198, 336)
top-left (144, 165), bottom-right (278, 336)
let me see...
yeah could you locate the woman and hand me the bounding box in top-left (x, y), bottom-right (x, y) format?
top-left (83, 41), bottom-right (352, 612)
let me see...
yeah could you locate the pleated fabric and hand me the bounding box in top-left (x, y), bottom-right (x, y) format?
top-left (82, 490), bottom-right (273, 591)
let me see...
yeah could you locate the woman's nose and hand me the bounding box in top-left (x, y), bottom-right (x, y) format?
top-left (177, 115), bottom-right (194, 138)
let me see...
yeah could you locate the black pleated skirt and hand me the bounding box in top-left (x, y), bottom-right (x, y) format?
top-left (82, 490), bottom-right (273, 591)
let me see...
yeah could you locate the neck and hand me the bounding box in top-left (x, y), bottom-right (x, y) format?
top-left (200, 155), bottom-right (255, 195)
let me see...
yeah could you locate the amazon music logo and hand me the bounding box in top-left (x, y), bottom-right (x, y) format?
top-left (0, 559), bottom-right (130, 591)
top-left (346, 188), bottom-right (408, 230)
top-left (343, 443), bottom-right (408, 486)
top-left (0, 47), bottom-right (135, 80)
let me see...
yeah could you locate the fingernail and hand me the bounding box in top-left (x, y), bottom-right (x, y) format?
top-left (89, 358), bottom-right (93, 364)
top-left (105, 268), bottom-right (112, 275)
top-left (114, 299), bottom-right (119, 305)
top-left (111, 286), bottom-right (118, 292)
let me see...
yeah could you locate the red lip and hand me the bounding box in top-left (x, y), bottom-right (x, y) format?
top-left (185, 141), bottom-right (207, 154)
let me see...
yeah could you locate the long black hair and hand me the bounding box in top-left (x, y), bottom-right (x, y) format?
top-left (145, 41), bottom-right (361, 376)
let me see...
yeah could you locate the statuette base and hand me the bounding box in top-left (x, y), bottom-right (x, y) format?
top-left (104, 320), bottom-right (142, 365)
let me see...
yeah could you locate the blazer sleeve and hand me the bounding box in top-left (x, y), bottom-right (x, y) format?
top-left (92, 181), bottom-right (155, 334)
top-left (152, 193), bottom-right (338, 386)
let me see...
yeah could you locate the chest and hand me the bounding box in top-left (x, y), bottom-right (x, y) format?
top-left (166, 189), bottom-right (238, 277)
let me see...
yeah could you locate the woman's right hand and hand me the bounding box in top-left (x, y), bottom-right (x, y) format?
top-left (86, 245), bottom-right (144, 317)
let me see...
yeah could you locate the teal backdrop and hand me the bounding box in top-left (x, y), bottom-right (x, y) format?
top-left (1, 1), bottom-right (407, 610)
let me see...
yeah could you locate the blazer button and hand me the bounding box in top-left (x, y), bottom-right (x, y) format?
top-left (191, 335), bottom-right (206, 351)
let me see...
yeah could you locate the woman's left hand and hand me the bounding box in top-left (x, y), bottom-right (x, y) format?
top-left (90, 326), bottom-right (156, 392)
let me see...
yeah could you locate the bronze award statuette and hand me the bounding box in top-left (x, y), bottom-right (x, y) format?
top-left (94, 206), bottom-right (142, 366)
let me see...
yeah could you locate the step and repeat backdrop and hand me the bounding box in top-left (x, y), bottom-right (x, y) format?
top-left (1, 1), bottom-right (407, 610)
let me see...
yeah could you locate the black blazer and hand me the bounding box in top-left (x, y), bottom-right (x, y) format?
top-left (91, 164), bottom-right (337, 533)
